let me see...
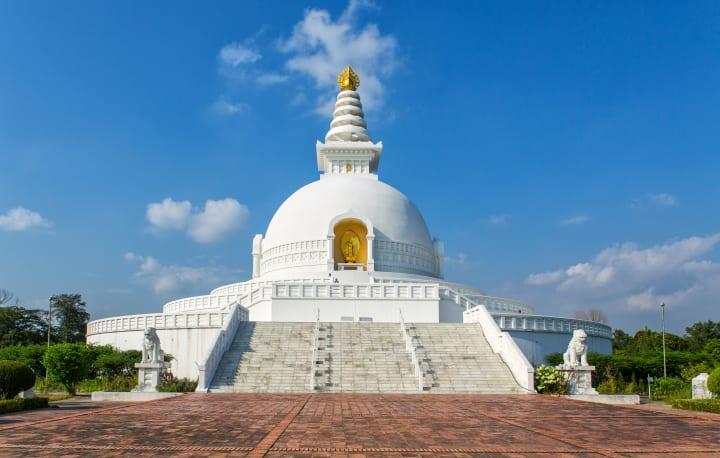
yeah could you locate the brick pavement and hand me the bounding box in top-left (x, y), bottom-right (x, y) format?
top-left (0, 393), bottom-right (719, 457)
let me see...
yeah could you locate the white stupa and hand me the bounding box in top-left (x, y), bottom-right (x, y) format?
top-left (87, 67), bottom-right (611, 392)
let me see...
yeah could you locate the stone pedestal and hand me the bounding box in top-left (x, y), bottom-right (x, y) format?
top-left (133, 362), bottom-right (169, 392)
top-left (557, 365), bottom-right (599, 395)
top-left (692, 373), bottom-right (714, 400)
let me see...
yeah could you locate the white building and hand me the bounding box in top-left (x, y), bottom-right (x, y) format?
top-left (87, 67), bottom-right (611, 393)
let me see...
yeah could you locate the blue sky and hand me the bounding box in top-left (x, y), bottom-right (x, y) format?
top-left (1, 1), bottom-right (719, 333)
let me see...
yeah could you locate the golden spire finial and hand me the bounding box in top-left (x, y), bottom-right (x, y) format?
top-left (337, 65), bottom-right (360, 91)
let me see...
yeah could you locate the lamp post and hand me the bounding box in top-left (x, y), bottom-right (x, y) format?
top-left (46, 296), bottom-right (52, 385)
top-left (660, 302), bottom-right (667, 378)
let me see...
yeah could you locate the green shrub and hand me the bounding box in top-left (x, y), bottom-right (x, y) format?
top-left (0, 360), bottom-right (36, 399)
top-left (652, 377), bottom-right (691, 401)
top-left (76, 375), bottom-right (136, 393)
top-left (0, 397), bottom-right (49, 414)
top-left (681, 362), bottom-right (716, 382)
top-left (671, 399), bottom-right (720, 414)
top-left (33, 377), bottom-right (66, 392)
top-left (708, 367), bottom-right (720, 396)
top-left (534, 365), bottom-right (567, 395)
top-left (43, 343), bottom-right (93, 395)
top-left (0, 344), bottom-right (47, 375)
top-left (94, 350), bottom-right (141, 378)
top-left (158, 377), bottom-right (197, 393)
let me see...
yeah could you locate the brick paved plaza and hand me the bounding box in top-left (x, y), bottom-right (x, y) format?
top-left (1, 393), bottom-right (719, 457)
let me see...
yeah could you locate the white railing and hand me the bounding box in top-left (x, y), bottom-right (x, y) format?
top-left (399, 309), bottom-right (424, 392)
top-left (196, 303), bottom-right (249, 392)
top-left (493, 313), bottom-right (613, 339)
top-left (87, 310), bottom-right (229, 335)
top-left (309, 308), bottom-right (321, 391)
top-left (463, 303), bottom-right (535, 392)
top-left (210, 277), bottom-right (332, 297)
top-left (163, 294), bottom-right (242, 314)
top-left (440, 287), bottom-right (532, 314)
top-left (272, 283), bottom-right (439, 301)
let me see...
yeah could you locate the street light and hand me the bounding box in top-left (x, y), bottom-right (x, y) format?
top-left (46, 296), bottom-right (52, 385)
top-left (660, 302), bottom-right (667, 378)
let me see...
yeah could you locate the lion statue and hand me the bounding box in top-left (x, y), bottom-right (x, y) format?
top-left (142, 327), bottom-right (164, 363)
top-left (563, 329), bottom-right (589, 367)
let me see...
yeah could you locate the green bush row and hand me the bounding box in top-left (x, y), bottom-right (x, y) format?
top-left (0, 397), bottom-right (49, 414)
top-left (671, 399), bottom-right (720, 414)
top-left (546, 351), bottom-right (718, 385)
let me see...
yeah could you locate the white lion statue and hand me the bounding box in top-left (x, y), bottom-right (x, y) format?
top-left (563, 329), bottom-right (589, 367)
top-left (142, 327), bottom-right (164, 363)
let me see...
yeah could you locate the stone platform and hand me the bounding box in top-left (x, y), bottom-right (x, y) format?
top-left (1, 393), bottom-right (719, 456)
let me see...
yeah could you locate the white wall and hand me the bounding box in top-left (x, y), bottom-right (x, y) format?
top-left (439, 299), bottom-right (465, 323)
top-left (250, 298), bottom-right (439, 323)
top-left (88, 327), bottom-right (220, 380)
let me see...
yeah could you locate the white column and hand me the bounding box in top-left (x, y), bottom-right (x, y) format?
top-left (366, 234), bottom-right (375, 272)
top-left (252, 234), bottom-right (263, 278)
top-left (327, 235), bottom-right (335, 271)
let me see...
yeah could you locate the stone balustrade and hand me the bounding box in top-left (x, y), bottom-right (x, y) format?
top-left (86, 310), bottom-right (235, 336)
top-left (272, 282), bottom-right (439, 300)
top-left (462, 303), bottom-right (535, 392)
top-left (493, 313), bottom-right (613, 339)
top-left (162, 294), bottom-right (241, 314)
top-left (197, 303), bottom-right (250, 391)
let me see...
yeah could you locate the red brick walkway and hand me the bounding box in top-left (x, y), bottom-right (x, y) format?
top-left (1, 393), bottom-right (719, 456)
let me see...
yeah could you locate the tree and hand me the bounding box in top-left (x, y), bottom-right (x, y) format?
top-left (50, 294), bottom-right (90, 343)
top-left (612, 329), bottom-right (632, 351)
top-left (685, 321), bottom-right (720, 351)
top-left (0, 306), bottom-right (48, 347)
top-left (0, 289), bottom-right (18, 306)
top-left (43, 343), bottom-right (93, 395)
top-left (573, 308), bottom-right (608, 324)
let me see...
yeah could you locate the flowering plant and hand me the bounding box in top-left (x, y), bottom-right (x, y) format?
top-left (535, 365), bottom-right (568, 395)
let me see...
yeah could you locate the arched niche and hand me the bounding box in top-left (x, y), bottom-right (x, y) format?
top-left (333, 219), bottom-right (368, 267)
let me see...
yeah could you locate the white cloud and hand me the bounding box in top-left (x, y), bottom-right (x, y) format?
top-left (211, 98), bottom-right (249, 116)
top-left (146, 197), bottom-right (249, 243)
top-left (559, 215), bottom-right (589, 226)
top-left (647, 192), bottom-right (678, 207)
top-left (631, 192), bottom-right (678, 209)
top-left (0, 206), bottom-right (52, 231)
top-left (525, 233), bottom-right (720, 311)
top-left (278, 0), bottom-right (397, 114)
top-left (218, 42), bottom-right (261, 67)
top-left (124, 252), bottom-right (240, 294)
top-left (146, 198), bottom-right (191, 231)
top-left (489, 215), bottom-right (507, 225)
top-left (256, 72), bottom-right (289, 86)
top-left (187, 198), bottom-right (249, 243)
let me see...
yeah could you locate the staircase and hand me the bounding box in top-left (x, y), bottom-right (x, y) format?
top-left (209, 321), bottom-right (523, 394)
top-left (409, 323), bottom-right (522, 393)
top-left (313, 322), bottom-right (418, 392)
top-left (209, 322), bottom-right (314, 392)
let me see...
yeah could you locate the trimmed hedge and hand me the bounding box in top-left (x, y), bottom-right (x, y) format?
top-left (671, 399), bottom-right (720, 414)
top-left (0, 397), bottom-right (49, 415)
top-left (0, 360), bottom-right (36, 399)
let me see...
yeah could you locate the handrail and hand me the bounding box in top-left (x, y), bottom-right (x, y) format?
top-left (309, 308), bottom-right (321, 391)
top-left (196, 302), bottom-right (249, 392)
top-left (462, 300), bottom-right (535, 393)
top-left (399, 309), bottom-right (424, 392)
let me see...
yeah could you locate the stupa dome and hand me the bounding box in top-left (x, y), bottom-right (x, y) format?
top-left (263, 174), bottom-right (434, 252)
